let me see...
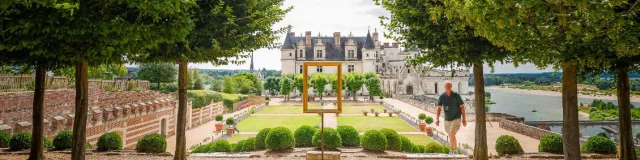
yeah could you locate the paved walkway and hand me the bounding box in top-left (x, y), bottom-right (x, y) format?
top-left (384, 98), bottom-right (540, 155)
top-left (165, 106), bottom-right (251, 153)
top-left (321, 103), bottom-right (337, 128)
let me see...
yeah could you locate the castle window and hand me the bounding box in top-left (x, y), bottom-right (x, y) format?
top-left (366, 53), bottom-right (369, 57)
top-left (300, 65), bottom-right (303, 73)
top-left (317, 66), bottom-right (323, 72)
top-left (290, 53), bottom-right (292, 57)
top-left (348, 50), bottom-right (355, 58)
top-left (348, 65), bottom-right (355, 72)
top-left (408, 69), bottom-right (410, 73)
top-left (316, 50), bottom-right (323, 58)
top-left (300, 50), bottom-right (303, 57)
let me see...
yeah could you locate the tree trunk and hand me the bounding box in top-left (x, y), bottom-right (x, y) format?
top-left (320, 93), bottom-right (323, 101)
top-left (174, 62), bottom-right (188, 160)
top-left (352, 91), bottom-right (357, 101)
top-left (561, 61), bottom-right (581, 160)
top-left (29, 66), bottom-right (46, 160)
top-left (616, 68), bottom-right (636, 160)
top-left (472, 63), bottom-right (487, 160)
top-left (71, 61), bottom-right (89, 160)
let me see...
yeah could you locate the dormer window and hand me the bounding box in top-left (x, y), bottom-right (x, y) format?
top-left (316, 50), bottom-right (323, 58)
top-left (367, 53), bottom-right (369, 57)
top-left (347, 50), bottom-right (355, 58)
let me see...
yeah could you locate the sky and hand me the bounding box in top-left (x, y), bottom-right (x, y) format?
top-left (189, 0), bottom-right (554, 74)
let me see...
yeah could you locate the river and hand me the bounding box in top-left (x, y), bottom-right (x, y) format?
top-left (486, 88), bottom-right (640, 139)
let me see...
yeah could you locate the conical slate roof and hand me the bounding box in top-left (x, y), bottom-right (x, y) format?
top-left (363, 30), bottom-right (375, 49)
top-left (281, 29), bottom-right (296, 49)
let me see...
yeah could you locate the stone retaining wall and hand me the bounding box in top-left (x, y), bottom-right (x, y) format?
top-left (499, 119), bottom-right (555, 139)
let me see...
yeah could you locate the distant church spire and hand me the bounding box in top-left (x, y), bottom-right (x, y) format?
top-left (250, 52), bottom-right (254, 72)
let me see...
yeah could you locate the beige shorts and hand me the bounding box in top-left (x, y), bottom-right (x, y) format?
top-left (444, 118), bottom-right (461, 133)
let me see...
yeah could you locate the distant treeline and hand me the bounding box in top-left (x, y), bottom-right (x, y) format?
top-left (127, 67), bottom-right (282, 80)
top-left (469, 72), bottom-right (640, 88)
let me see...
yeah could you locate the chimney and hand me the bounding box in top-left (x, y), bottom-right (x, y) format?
top-left (383, 42), bottom-right (389, 48)
top-left (373, 28), bottom-right (379, 41)
top-left (392, 42), bottom-right (398, 48)
top-left (290, 32), bottom-right (295, 36)
top-left (333, 32), bottom-right (341, 46)
top-left (305, 31), bottom-right (312, 47)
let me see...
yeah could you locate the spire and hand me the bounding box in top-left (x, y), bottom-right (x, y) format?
top-left (281, 28), bottom-right (295, 49)
top-left (250, 52), bottom-right (254, 72)
top-left (364, 28), bottom-right (375, 49)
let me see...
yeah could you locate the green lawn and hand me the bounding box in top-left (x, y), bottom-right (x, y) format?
top-left (226, 134), bottom-right (256, 143)
top-left (257, 105), bottom-right (304, 114)
top-left (236, 115), bottom-right (321, 132)
top-left (341, 105), bottom-right (385, 114)
top-left (402, 134), bottom-right (436, 146)
top-left (337, 116), bottom-right (416, 132)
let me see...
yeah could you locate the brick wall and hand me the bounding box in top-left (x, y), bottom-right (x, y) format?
top-left (0, 89), bottom-right (176, 149)
top-left (188, 102), bottom-right (223, 129)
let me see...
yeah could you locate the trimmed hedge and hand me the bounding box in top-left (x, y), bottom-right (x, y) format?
top-left (424, 142), bottom-right (443, 153)
top-left (361, 130), bottom-right (387, 152)
top-left (136, 134), bottom-right (167, 153)
top-left (53, 130), bottom-right (73, 150)
top-left (223, 99), bottom-right (234, 111)
top-left (0, 131), bottom-right (10, 148)
top-left (312, 128), bottom-right (341, 150)
top-left (414, 145), bottom-right (426, 153)
top-left (243, 137), bottom-right (257, 151)
top-left (294, 125), bottom-right (315, 147)
top-left (97, 132), bottom-right (123, 151)
top-left (442, 145), bottom-right (450, 154)
top-left (581, 136), bottom-right (617, 154)
top-left (265, 127), bottom-right (295, 151)
top-left (187, 90), bottom-right (222, 109)
top-left (44, 138), bottom-right (54, 149)
top-left (9, 132), bottom-right (31, 150)
top-left (233, 140), bottom-right (246, 152)
top-left (380, 128), bottom-right (402, 151)
top-left (337, 125), bottom-right (359, 147)
top-left (191, 143), bottom-right (215, 153)
top-left (538, 134), bottom-right (563, 153)
top-left (255, 128), bottom-right (271, 149)
top-left (213, 140), bottom-right (231, 152)
top-left (495, 135), bottom-right (524, 156)
top-left (399, 135), bottom-right (413, 152)
top-left (85, 142), bottom-right (92, 149)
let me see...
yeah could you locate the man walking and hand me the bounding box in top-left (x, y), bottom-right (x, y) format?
top-left (234, 117), bottom-right (240, 134)
top-left (435, 81), bottom-right (467, 154)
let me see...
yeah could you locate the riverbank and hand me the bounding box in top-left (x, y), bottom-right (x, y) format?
top-left (486, 86), bottom-right (640, 103)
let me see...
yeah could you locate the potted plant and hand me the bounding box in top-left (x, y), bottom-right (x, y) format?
top-left (425, 116), bottom-right (434, 135)
top-left (418, 113), bottom-right (427, 131)
top-left (383, 108), bottom-right (388, 113)
top-left (379, 96), bottom-right (384, 105)
top-left (374, 111), bottom-right (380, 117)
top-left (394, 109), bottom-right (401, 114)
top-left (215, 114), bottom-right (224, 131)
top-left (264, 96), bottom-right (270, 105)
top-left (370, 108), bottom-right (375, 113)
top-left (362, 110), bottom-right (368, 116)
top-left (226, 117), bottom-right (235, 135)
top-left (388, 112), bottom-right (393, 117)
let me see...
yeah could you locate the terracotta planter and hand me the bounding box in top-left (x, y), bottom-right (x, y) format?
top-left (388, 113), bottom-right (393, 117)
top-left (426, 127), bottom-right (433, 136)
top-left (394, 111), bottom-right (400, 114)
top-left (419, 123), bottom-right (426, 131)
top-left (215, 123), bottom-right (223, 132)
top-left (265, 102), bottom-right (269, 105)
top-left (227, 128), bottom-right (234, 135)
top-left (380, 101), bottom-right (383, 105)
top-left (383, 109), bottom-right (387, 113)
top-left (363, 113), bottom-right (368, 116)
top-left (370, 109), bottom-right (374, 113)
top-left (375, 113), bottom-right (379, 117)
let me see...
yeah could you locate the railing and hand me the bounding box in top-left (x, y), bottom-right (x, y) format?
top-left (0, 74), bottom-right (149, 92)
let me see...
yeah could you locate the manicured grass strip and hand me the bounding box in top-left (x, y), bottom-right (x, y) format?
top-left (337, 116), bottom-right (416, 132)
top-left (236, 115), bottom-right (321, 132)
top-left (341, 105), bottom-right (385, 114)
top-left (402, 134), bottom-right (437, 146)
top-left (226, 134), bottom-right (256, 143)
top-left (257, 105), bottom-right (304, 114)
top-left (219, 92), bottom-right (245, 101)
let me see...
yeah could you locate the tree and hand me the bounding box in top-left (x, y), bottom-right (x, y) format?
top-left (280, 76), bottom-right (293, 101)
top-left (235, 76), bottom-right (255, 94)
top-left (293, 74), bottom-right (304, 97)
top-left (444, 1), bottom-right (640, 158)
top-left (1, 1), bottom-right (193, 159)
top-left (329, 74), bottom-right (344, 95)
top-left (310, 73), bottom-right (328, 100)
top-left (377, 0), bottom-right (512, 159)
top-left (136, 63), bottom-right (178, 90)
top-left (344, 72), bottom-right (364, 101)
top-left (234, 72), bottom-right (263, 95)
top-left (190, 69), bottom-right (204, 90)
top-left (210, 80), bottom-right (223, 92)
top-left (364, 72), bottom-right (382, 101)
top-left (223, 76), bottom-right (237, 94)
top-left (264, 77), bottom-right (281, 96)
top-left (55, 64), bottom-right (128, 80)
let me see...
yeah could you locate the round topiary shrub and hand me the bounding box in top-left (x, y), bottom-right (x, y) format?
top-left (0, 131), bottom-right (10, 148)
top-left (337, 125), bottom-right (359, 147)
top-left (226, 117), bottom-right (235, 126)
top-left (242, 137), bottom-right (256, 151)
top-left (399, 135), bottom-right (413, 152)
top-left (191, 144), bottom-right (213, 153)
top-left (233, 140), bottom-right (246, 152)
top-left (136, 134), bottom-right (167, 153)
top-left (9, 132), bottom-right (31, 150)
top-left (265, 127), bottom-right (295, 151)
top-left (442, 145), bottom-right (450, 154)
top-left (212, 140), bottom-right (231, 152)
top-left (294, 125), bottom-right (315, 147)
top-left (414, 145), bottom-right (426, 153)
top-left (361, 130), bottom-right (387, 152)
top-left (312, 128), bottom-right (341, 150)
top-left (44, 138), bottom-right (54, 150)
top-left (97, 132), bottom-right (123, 151)
top-left (495, 135), bottom-right (524, 156)
top-left (53, 130), bottom-right (73, 150)
top-left (380, 128), bottom-right (402, 151)
top-left (424, 142), bottom-right (443, 153)
top-left (418, 113), bottom-right (426, 120)
top-left (215, 114), bottom-right (224, 122)
top-left (255, 128), bottom-right (271, 149)
top-left (581, 136), bottom-right (617, 154)
top-left (538, 134), bottom-right (563, 153)
top-left (85, 142), bottom-right (92, 149)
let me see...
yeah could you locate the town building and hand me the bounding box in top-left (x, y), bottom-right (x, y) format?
top-left (280, 28), bottom-right (471, 97)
